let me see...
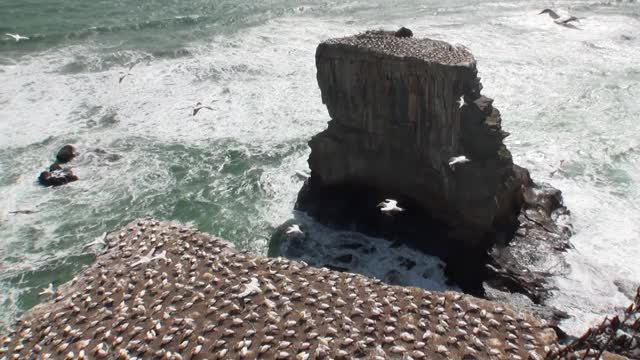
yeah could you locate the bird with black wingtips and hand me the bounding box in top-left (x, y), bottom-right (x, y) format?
top-left (539, 9), bottom-right (580, 28)
top-left (118, 62), bottom-right (137, 84)
top-left (192, 102), bottom-right (214, 116)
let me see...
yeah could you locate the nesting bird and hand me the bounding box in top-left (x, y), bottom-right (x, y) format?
top-left (4, 33), bottom-right (29, 42)
top-left (0, 218), bottom-right (558, 359)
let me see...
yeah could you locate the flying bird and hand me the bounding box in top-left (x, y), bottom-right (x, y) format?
top-left (286, 224), bottom-right (304, 236)
top-left (449, 155), bottom-right (471, 170)
top-left (549, 160), bottom-right (565, 177)
top-left (377, 199), bottom-right (404, 215)
top-left (458, 95), bottom-right (466, 109)
top-left (9, 209), bottom-right (38, 215)
top-left (192, 102), bottom-right (214, 116)
top-left (118, 62), bottom-right (137, 84)
top-left (294, 170), bottom-right (310, 180)
top-left (39, 283), bottom-right (55, 296)
top-left (5, 33), bottom-right (29, 42)
top-left (539, 9), bottom-right (580, 27)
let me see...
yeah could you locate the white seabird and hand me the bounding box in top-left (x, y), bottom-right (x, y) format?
top-left (449, 155), bottom-right (471, 170)
top-left (286, 224), bottom-right (304, 236)
top-left (237, 277), bottom-right (262, 298)
top-left (377, 199), bottom-right (404, 215)
top-left (539, 9), bottom-right (580, 27)
top-left (5, 33), bottom-right (29, 42)
top-left (39, 283), bottom-right (55, 296)
top-left (458, 95), bottom-right (465, 109)
top-left (295, 170), bottom-right (311, 180)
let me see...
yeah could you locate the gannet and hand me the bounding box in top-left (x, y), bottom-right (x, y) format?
top-left (192, 102), bottom-right (213, 116)
top-left (118, 63), bottom-right (136, 84)
top-left (39, 283), bottom-right (55, 296)
top-left (449, 155), bottom-right (470, 170)
top-left (377, 199), bottom-right (404, 215)
top-left (295, 170), bottom-right (310, 180)
top-left (5, 33), bottom-right (29, 42)
top-left (539, 9), bottom-right (579, 26)
top-left (458, 95), bottom-right (465, 109)
top-left (286, 224), bottom-right (304, 236)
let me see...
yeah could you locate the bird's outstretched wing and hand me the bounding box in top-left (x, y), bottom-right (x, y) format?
top-left (555, 15), bottom-right (579, 24)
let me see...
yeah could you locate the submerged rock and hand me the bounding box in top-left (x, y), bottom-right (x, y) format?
top-left (293, 30), bottom-right (572, 322)
top-left (0, 218), bottom-right (559, 359)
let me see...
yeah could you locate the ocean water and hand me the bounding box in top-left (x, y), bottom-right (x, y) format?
top-left (0, 0), bottom-right (639, 335)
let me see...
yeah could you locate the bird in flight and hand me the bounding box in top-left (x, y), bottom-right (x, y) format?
top-left (377, 199), bottom-right (404, 215)
top-left (39, 283), bottom-right (55, 297)
top-left (9, 209), bottom-right (38, 215)
top-left (539, 9), bottom-right (580, 27)
top-left (192, 102), bottom-right (214, 116)
top-left (118, 62), bottom-right (137, 84)
top-left (286, 224), bottom-right (304, 236)
top-left (5, 33), bottom-right (29, 42)
top-left (458, 95), bottom-right (466, 109)
top-left (449, 155), bottom-right (471, 170)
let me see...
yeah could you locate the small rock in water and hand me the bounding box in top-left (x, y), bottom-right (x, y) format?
top-left (56, 145), bottom-right (77, 163)
top-left (38, 168), bottom-right (78, 187)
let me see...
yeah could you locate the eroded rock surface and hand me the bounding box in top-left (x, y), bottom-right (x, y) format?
top-left (294, 30), bottom-right (572, 323)
top-left (0, 218), bottom-right (558, 359)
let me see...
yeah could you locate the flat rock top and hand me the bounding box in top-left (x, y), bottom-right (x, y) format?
top-left (322, 30), bottom-right (476, 66)
top-left (0, 218), bottom-right (557, 359)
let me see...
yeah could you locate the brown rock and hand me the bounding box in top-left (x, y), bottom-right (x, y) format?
top-left (38, 168), bottom-right (78, 187)
top-left (55, 144), bottom-right (77, 163)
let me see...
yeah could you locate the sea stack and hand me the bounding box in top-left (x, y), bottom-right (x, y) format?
top-left (294, 30), bottom-right (572, 311)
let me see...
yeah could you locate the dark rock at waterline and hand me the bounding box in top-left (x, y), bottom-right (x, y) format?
top-left (48, 163), bottom-right (62, 171)
top-left (292, 30), bottom-right (572, 323)
top-left (394, 26), bottom-right (413, 38)
top-left (38, 168), bottom-right (78, 187)
top-left (55, 145), bottom-right (77, 163)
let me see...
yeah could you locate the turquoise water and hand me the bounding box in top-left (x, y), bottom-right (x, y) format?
top-left (1, 0), bottom-right (639, 335)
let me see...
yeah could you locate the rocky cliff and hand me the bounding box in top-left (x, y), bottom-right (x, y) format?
top-left (294, 30), bottom-right (572, 321)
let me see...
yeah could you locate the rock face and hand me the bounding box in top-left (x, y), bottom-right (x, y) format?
top-left (37, 145), bottom-right (79, 187)
top-left (55, 144), bottom-right (77, 164)
top-left (0, 218), bottom-right (559, 359)
top-left (295, 30), bottom-right (572, 319)
top-left (305, 30), bottom-right (516, 239)
top-left (38, 168), bottom-right (78, 187)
